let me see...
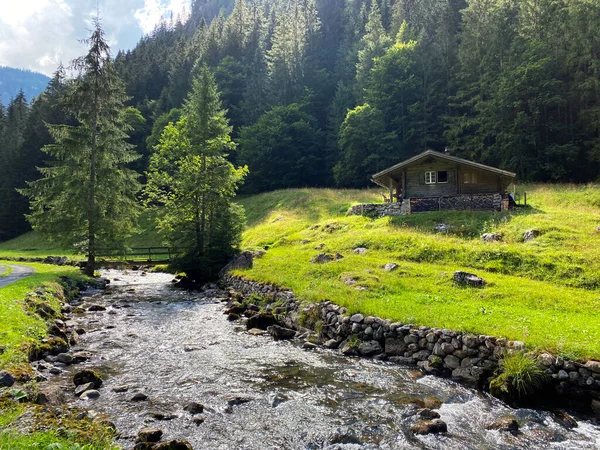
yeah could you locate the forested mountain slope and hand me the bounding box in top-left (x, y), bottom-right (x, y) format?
top-left (2, 0), bottom-right (600, 242)
top-left (0, 67), bottom-right (49, 105)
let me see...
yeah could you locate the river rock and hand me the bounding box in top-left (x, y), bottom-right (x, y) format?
top-left (248, 328), bottom-right (266, 336)
top-left (56, 353), bottom-right (73, 364)
top-left (73, 370), bottom-right (102, 389)
top-left (71, 352), bottom-right (92, 364)
top-left (152, 441), bottom-right (193, 450)
top-left (192, 416), bottom-right (205, 426)
top-left (267, 325), bottom-right (296, 340)
top-left (453, 271), bottom-right (486, 287)
top-left (411, 419), bottom-right (448, 435)
top-left (184, 402), bottom-right (204, 414)
top-left (554, 411), bottom-right (578, 429)
top-left (74, 382), bottom-right (95, 396)
top-left (136, 427), bottom-right (163, 443)
top-left (80, 390), bottom-right (100, 400)
top-left (112, 384), bottom-right (129, 393)
top-left (353, 247), bottom-right (368, 254)
top-left (226, 396), bottom-right (252, 407)
top-left (486, 417), bottom-right (519, 433)
top-left (130, 392), bottom-right (149, 402)
top-left (87, 304), bottom-right (106, 312)
top-left (302, 341), bottom-right (318, 350)
top-left (324, 339), bottom-right (339, 349)
top-left (357, 340), bottom-right (383, 356)
top-left (246, 313), bottom-right (276, 330)
top-left (150, 411), bottom-right (178, 421)
top-left (0, 370), bottom-right (15, 387)
top-left (416, 408), bottom-right (441, 419)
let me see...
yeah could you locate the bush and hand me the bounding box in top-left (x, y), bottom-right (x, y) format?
top-left (490, 352), bottom-right (547, 399)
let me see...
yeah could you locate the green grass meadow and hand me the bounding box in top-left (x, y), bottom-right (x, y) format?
top-left (0, 262), bottom-right (87, 371)
top-left (235, 184), bottom-right (600, 360)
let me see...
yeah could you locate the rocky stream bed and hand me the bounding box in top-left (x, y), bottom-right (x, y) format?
top-left (31, 270), bottom-right (600, 449)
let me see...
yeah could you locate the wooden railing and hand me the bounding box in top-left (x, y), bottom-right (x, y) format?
top-left (95, 247), bottom-right (189, 263)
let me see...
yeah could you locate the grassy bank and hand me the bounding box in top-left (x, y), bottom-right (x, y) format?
top-left (0, 262), bottom-right (87, 371)
top-left (0, 262), bottom-right (116, 449)
top-left (235, 184), bottom-right (600, 360)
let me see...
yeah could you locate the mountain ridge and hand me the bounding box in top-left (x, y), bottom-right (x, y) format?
top-left (0, 66), bottom-right (50, 105)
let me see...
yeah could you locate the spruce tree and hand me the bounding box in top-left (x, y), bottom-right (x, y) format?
top-left (22, 19), bottom-right (141, 275)
top-left (145, 65), bottom-right (247, 282)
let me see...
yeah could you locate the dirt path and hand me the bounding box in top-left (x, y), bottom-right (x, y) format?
top-left (0, 264), bottom-right (35, 288)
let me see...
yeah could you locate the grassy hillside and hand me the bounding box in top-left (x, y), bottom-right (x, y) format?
top-left (0, 212), bottom-right (164, 259)
top-left (235, 185), bottom-right (600, 359)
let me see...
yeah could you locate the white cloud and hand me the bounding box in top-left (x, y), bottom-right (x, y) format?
top-left (0, 0), bottom-right (189, 76)
top-left (134, 0), bottom-right (189, 34)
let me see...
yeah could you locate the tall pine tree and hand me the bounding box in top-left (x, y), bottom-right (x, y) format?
top-left (22, 19), bottom-right (141, 275)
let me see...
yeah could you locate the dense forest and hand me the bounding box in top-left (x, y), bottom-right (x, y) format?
top-left (1, 0), bottom-right (600, 242)
top-left (0, 67), bottom-right (49, 106)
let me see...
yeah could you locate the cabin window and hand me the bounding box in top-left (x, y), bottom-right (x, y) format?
top-left (425, 171), bottom-right (448, 184)
top-left (463, 172), bottom-right (477, 184)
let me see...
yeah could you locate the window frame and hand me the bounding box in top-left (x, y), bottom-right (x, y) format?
top-left (437, 170), bottom-right (449, 184)
top-left (425, 171), bottom-right (437, 184)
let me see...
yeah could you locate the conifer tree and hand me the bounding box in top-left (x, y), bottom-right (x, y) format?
top-left (355, 1), bottom-right (391, 101)
top-left (22, 19), bottom-right (141, 275)
top-left (145, 65), bottom-right (247, 282)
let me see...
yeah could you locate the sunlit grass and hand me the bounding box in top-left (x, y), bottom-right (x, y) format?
top-left (0, 262), bottom-right (86, 370)
top-left (235, 184), bottom-right (600, 359)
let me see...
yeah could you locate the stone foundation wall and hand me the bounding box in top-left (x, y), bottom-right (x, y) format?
top-left (347, 202), bottom-right (408, 217)
top-left (347, 194), bottom-right (503, 217)
top-left (224, 275), bottom-right (600, 415)
top-left (411, 193), bottom-right (502, 213)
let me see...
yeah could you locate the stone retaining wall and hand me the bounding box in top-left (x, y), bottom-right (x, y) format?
top-left (224, 275), bottom-right (600, 415)
top-left (411, 193), bottom-right (502, 213)
top-left (347, 194), bottom-right (504, 217)
top-left (347, 202), bottom-right (408, 217)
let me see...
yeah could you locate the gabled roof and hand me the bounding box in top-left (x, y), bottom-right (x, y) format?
top-left (372, 150), bottom-right (516, 187)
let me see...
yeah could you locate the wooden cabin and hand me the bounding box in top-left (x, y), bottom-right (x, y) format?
top-left (371, 150), bottom-right (516, 213)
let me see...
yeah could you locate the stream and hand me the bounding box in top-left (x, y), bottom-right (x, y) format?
top-left (45, 270), bottom-right (600, 449)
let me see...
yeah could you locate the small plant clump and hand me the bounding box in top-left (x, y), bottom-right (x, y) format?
top-left (490, 352), bottom-right (548, 400)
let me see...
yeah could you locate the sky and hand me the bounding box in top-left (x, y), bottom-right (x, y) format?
top-left (0, 0), bottom-right (191, 76)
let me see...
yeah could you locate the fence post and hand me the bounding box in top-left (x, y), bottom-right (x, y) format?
top-left (524, 192), bottom-right (527, 206)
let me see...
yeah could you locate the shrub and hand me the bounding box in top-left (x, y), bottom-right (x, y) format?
top-left (490, 352), bottom-right (547, 399)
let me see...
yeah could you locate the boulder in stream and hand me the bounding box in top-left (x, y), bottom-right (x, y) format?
top-left (135, 427), bottom-right (163, 443)
top-left (130, 392), bottom-right (149, 402)
top-left (184, 402), bottom-right (204, 414)
top-left (74, 382), bottom-right (95, 396)
top-left (152, 441), bottom-right (193, 450)
top-left (267, 325), bottom-right (296, 340)
top-left (80, 390), bottom-right (100, 400)
top-left (486, 417), bottom-right (519, 433)
top-left (410, 419), bottom-right (448, 435)
top-left (73, 369), bottom-right (102, 389)
top-left (246, 313), bottom-right (276, 330)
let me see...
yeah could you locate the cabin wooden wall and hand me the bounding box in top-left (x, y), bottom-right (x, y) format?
top-left (403, 158), bottom-right (505, 198)
top-left (405, 159), bottom-right (458, 198)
